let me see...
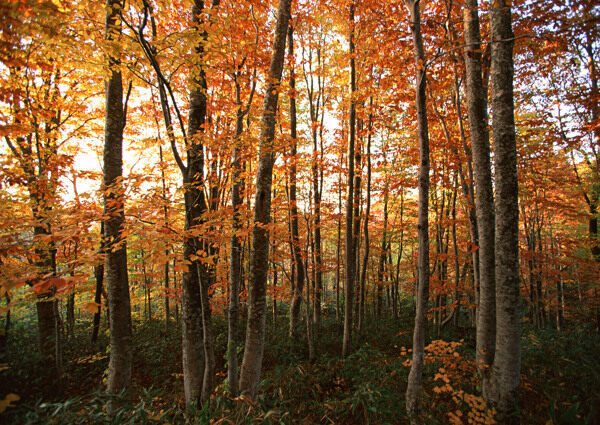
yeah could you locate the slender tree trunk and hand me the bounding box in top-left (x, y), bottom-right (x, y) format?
top-left (353, 121), bottom-right (363, 333)
top-left (343, 0), bottom-right (357, 358)
top-left (310, 107), bottom-right (323, 329)
top-left (1, 293), bottom-right (9, 349)
top-left (464, 0), bottom-right (496, 384)
top-left (305, 214), bottom-right (316, 361)
top-left (450, 70), bottom-right (480, 323)
top-left (66, 244), bottom-right (77, 340)
top-left (67, 293), bottom-right (75, 340)
top-left (336, 155), bottom-right (343, 322)
top-left (451, 178), bottom-right (461, 328)
top-left (92, 225), bottom-right (104, 345)
top-left (404, 0), bottom-right (430, 421)
top-left (159, 145), bottom-right (170, 331)
top-left (287, 24), bottom-right (306, 347)
top-left (239, 0), bottom-right (291, 399)
top-left (487, 1), bottom-right (520, 419)
top-left (394, 191), bottom-right (405, 319)
top-left (227, 84), bottom-right (247, 397)
top-left (103, 0), bottom-right (132, 400)
top-left (174, 258), bottom-right (179, 326)
top-left (360, 103), bottom-right (373, 326)
top-left (378, 172), bottom-right (389, 320)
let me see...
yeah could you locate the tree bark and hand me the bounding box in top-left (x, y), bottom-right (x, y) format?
top-left (378, 168), bottom-right (389, 320)
top-left (404, 0), bottom-right (430, 421)
top-left (343, 0), bottom-right (357, 358)
top-left (488, 1), bottom-right (520, 420)
top-left (159, 145), bottom-right (170, 332)
top-left (239, 0), bottom-right (291, 399)
top-left (287, 24), bottom-right (306, 347)
top-left (103, 0), bottom-right (132, 400)
top-left (360, 103), bottom-right (373, 326)
top-left (91, 223), bottom-right (104, 345)
top-left (181, 0), bottom-right (220, 407)
top-left (464, 0), bottom-right (496, 386)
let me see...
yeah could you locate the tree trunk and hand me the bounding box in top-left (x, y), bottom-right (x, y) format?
top-left (1, 293), bottom-right (9, 350)
top-left (404, 0), bottom-right (430, 421)
top-left (91, 224), bottom-right (104, 345)
top-left (309, 95), bottom-right (323, 329)
top-left (378, 169), bottom-right (389, 320)
top-left (488, 1), bottom-right (520, 419)
top-left (464, 0), bottom-right (496, 385)
top-left (227, 75), bottom-right (249, 397)
top-left (181, 233), bottom-right (204, 407)
top-left (287, 24), bottom-right (306, 347)
top-left (180, 0), bottom-right (220, 407)
top-left (336, 153), bottom-right (343, 322)
top-left (66, 292), bottom-right (75, 340)
top-left (343, 0), bottom-right (357, 358)
top-left (103, 0), bottom-right (132, 400)
top-left (305, 242), bottom-right (315, 361)
top-left (159, 145), bottom-right (170, 332)
top-left (239, 0), bottom-right (291, 399)
top-left (360, 103), bottom-right (373, 325)
top-left (451, 178), bottom-right (461, 328)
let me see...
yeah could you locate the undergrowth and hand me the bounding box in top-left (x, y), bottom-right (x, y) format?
top-left (1, 302), bottom-right (599, 424)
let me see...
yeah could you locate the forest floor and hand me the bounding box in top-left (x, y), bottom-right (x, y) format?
top-left (1, 302), bottom-right (599, 424)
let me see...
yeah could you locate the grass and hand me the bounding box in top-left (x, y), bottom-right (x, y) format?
top-left (1, 300), bottom-right (599, 424)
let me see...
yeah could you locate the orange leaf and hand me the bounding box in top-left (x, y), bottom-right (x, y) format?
top-left (83, 302), bottom-right (102, 314)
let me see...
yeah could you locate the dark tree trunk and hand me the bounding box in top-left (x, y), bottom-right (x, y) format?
top-left (103, 0), bottom-right (132, 400)
top-left (227, 60), bottom-right (253, 395)
top-left (91, 235), bottom-right (104, 345)
top-left (343, 0), bottom-right (357, 358)
top-left (239, 0), bottom-right (291, 399)
top-left (360, 103), bottom-right (373, 326)
top-left (378, 171), bottom-right (389, 320)
top-left (159, 145), bottom-right (170, 332)
top-left (181, 0), bottom-right (220, 407)
top-left (287, 24), bottom-right (306, 347)
top-left (1, 294), bottom-right (9, 350)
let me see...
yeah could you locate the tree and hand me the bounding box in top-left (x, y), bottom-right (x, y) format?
top-left (228, 7), bottom-right (258, 394)
top-left (404, 0), bottom-right (430, 421)
top-left (103, 0), bottom-right (133, 399)
top-left (287, 23), bottom-right (306, 347)
top-left (487, 0), bottom-right (520, 419)
top-left (342, 0), bottom-right (357, 359)
top-left (127, 0), bottom-right (219, 407)
top-left (0, 0), bottom-right (100, 380)
top-left (463, 0), bottom-right (495, 387)
top-left (239, 0), bottom-right (292, 399)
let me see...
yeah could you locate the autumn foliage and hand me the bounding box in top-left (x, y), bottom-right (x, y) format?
top-left (1, 0), bottom-right (599, 424)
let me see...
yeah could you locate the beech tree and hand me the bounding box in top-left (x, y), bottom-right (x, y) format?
top-left (3, 1), bottom-right (600, 423)
top-left (342, 0), bottom-right (357, 359)
top-left (404, 0), bottom-right (430, 420)
top-left (103, 0), bottom-right (133, 398)
top-left (287, 23), bottom-right (306, 347)
top-left (487, 0), bottom-right (520, 419)
top-left (463, 0), bottom-right (495, 387)
top-left (239, 0), bottom-right (292, 399)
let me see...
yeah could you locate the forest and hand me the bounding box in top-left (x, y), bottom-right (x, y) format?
top-left (0, 0), bottom-right (599, 423)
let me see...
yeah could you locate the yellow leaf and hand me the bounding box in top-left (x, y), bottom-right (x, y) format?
top-left (0, 393), bottom-right (19, 413)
